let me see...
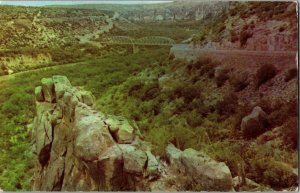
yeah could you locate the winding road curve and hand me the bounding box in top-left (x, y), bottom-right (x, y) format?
top-left (77, 12), bottom-right (119, 48)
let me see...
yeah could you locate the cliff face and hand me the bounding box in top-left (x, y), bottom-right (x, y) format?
top-left (31, 75), bottom-right (233, 191)
top-left (118, 1), bottom-right (229, 22)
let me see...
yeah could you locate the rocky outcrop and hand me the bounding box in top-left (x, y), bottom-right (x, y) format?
top-left (31, 75), bottom-right (233, 191)
top-left (166, 144), bottom-right (233, 191)
top-left (120, 1), bottom-right (229, 22)
top-left (232, 176), bottom-right (265, 191)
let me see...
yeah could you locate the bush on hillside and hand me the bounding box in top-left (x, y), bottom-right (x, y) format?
top-left (171, 83), bottom-right (203, 103)
top-left (128, 81), bottom-right (144, 98)
top-left (284, 68), bottom-right (298, 82)
top-left (282, 117), bottom-right (298, 149)
top-left (192, 57), bottom-right (212, 70)
top-left (216, 92), bottom-right (238, 116)
top-left (186, 110), bottom-right (203, 128)
top-left (251, 158), bottom-right (298, 188)
top-left (256, 64), bottom-right (277, 88)
top-left (215, 68), bottom-right (230, 87)
top-left (142, 86), bottom-right (160, 101)
top-left (265, 99), bottom-right (297, 127)
top-left (229, 72), bottom-right (250, 92)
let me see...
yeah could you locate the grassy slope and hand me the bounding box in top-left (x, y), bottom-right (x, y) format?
top-left (95, 56), bottom-right (298, 190)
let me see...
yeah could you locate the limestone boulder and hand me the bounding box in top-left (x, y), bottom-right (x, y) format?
top-left (41, 78), bottom-right (55, 103)
top-left (35, 86), bottom-right (44, 102)
top-left (165, 143), bottom-right (183, 171)
top-left (180, 148), bottom-right (233, 191)
top-left (124, 149), bottom-right (147, 175)
top-left (97, 145), bottom-right (127, 190)
top-left (79, 90), bottom-right (95, 106)
top-left (74, 106), bottom-right (115, 161)
top-left (145, 151), bottom-right (159, 179)
top-left (233, 176), bottom-right (261, 191)
top-left (52, 75), bottom-right (71, 100)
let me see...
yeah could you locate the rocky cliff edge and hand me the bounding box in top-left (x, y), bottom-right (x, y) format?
top-left (31, 75), bottom-right (233, 191)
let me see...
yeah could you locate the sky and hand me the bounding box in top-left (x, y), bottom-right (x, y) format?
top-left (0, 0), bottom-right (173, 6)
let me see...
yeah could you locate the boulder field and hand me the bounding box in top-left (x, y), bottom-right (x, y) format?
top-left (31, 75), bottom-right (234, 191)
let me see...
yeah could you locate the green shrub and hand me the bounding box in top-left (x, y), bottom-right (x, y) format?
top-left (284, 68), bottom-right (298, 82)
top-left (141, 83), bottom-right (160, 101)
top-left (202, 141), bottom-right (243, 177)
top-left (145, 127), bottom-right (172, 156)
top-left (128, 81), bottom-right (144, 98)
top-left (266, 99), bottom-right (297, 127)
top-left (215, 68), bottom-right (230, 87)
top-left (172, 83), bottom-right (202, 103)
top-left (256, 64), bottom-right (277, 88)
top-left (251, 158), bottom-right (298, 188)
top-left (282, 117), bottom-right (298, 149)
top-left (201, 66), bottom-right (216, 78)
top-left (186, 110), bottom-right (203, 127)
top-left (216, 92), bottom-right (238, 115)
top-left (229, 72), bottom-right (249, 92)
top-left (192, 57), bottom-right (212, 71)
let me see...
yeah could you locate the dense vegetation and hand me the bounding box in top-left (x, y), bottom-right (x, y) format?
top-left (0, 1), bottom-right (298, 191)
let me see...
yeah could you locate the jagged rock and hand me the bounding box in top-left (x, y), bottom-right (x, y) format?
top-left (180, 148), bottom-right (233, 191)
top-left (74, 106), bottom-right (115, 161)
top-left (32, 76), bottom-right (153, 191)
top-left (233, 176), bottom-right (260, 191)
top-left (165, 143), bottom-right (183, 171)
top-left (145, 151), bottom-right (159, 179)
top-left (34, 103), bottom-right (54, 155)
top-left (41, 78), bottom-right (55, 103)
top-left (97, 144), bottom-right (128, 190)
top-left (52, 75), bottom-right (71, 99)
top-left (124, 149), bottom-right (147, 175)
top-left (79, 90), bottom-right (95, 106)
top-left (35, 86), bottom-right (44, 102)
top-left (104, 116), bottom-right (136, 144)
top-left (32, 76), bottom-right (234, 191)
top-left (241, 106), bottom-right (268, 138)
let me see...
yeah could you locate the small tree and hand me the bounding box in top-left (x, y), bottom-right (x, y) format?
top-left (256, 64), bottom-right (277, 88)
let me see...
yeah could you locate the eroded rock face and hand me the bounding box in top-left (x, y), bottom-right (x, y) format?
top-left (166, 145), bottom-right (233, 191)
top-left (181, 148), bottom-right (233, 191)
top-left (32, 76), bottom-right (233, 191)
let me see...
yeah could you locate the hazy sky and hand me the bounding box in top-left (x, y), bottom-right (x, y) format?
top-left (0, 0), bottom-right (173, 6)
